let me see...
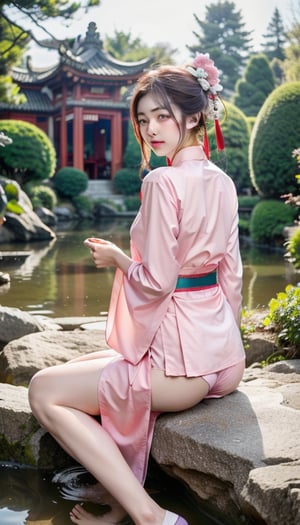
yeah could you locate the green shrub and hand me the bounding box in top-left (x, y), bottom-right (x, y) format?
top-left (54, 167), bottom-right (88, 198)
top-left (250, 199), bottom-right (296, 245)
top-left (0, 119), bottom-right (56, 182)
top-left (124, 195), bottom-right (141, 212)
top-left (72, 194), bottom-right (93, 218)
top-left (263, 285), bottom-right (300, 350)
top-left (238, 217), bottom-right (250, 236)
top-left (27, 185), bottom-right (57, 210)
top-left (288, 228), bottom-right (300, 269)
top-left (249, 82), bottom-right (300, 198)
top-left (113, 168), bottom-right (141, 196)
top-left (238, 195), bottom-right (260, 210)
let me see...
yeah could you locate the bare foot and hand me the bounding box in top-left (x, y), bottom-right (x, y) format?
top-left (70, 503), bottom-right (127, 524)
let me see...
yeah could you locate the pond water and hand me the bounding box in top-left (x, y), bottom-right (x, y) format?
top-left (0, 460), bottom-right (234, 525)
top-left (0, 217), bottom-right (299, 318)
top-left (0, 217), bottom-right (298, 525)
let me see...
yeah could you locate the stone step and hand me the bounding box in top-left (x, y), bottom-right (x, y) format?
top-left (84, 180), bottom-right (124, 204)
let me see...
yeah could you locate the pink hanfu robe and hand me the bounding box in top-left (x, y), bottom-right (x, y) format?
top-left (98, 145), bottom-right (245, 484)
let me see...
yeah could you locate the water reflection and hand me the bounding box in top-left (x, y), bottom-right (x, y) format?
top-left (0, 462), bottom-right (228, 525)
top-left (0, 219), bottom-right (299, 318)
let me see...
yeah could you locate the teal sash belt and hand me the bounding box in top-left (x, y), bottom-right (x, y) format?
top-left (175, 270), bottom-right (217, 291)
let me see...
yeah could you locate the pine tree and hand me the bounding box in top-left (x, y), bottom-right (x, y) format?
top-left (283, 20), bottom-right (300, 82)
top-left (232, 54), bottom-right (275, 116)
top-left (187, 1), bottom-right (253, 94)
top-left (261, 8), bottom-right (286, 61)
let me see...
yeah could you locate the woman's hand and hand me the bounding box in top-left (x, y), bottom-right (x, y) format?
top-left (84, 237), bottom-right (132, 274)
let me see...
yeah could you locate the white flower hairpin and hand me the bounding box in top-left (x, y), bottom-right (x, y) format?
top-left (186, 53), bottom-right (225, 157)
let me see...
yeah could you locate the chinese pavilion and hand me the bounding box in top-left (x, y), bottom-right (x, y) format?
top-left (0, 22), bottom-right (152, 179)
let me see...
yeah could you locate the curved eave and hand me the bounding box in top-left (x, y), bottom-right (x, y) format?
top-left (11, 51), bottom-right (153, 85)
top-left (12, 64), bottom-right (61, 84)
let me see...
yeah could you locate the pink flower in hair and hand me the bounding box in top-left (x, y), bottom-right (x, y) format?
top-left (187, 53), bottom-right (222, 94)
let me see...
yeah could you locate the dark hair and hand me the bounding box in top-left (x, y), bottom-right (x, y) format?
top-left (130, 65), bottom-right (209, 170)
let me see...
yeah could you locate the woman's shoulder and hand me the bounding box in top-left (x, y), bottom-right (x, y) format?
top-left (142, 166), bottom-right (173, 184)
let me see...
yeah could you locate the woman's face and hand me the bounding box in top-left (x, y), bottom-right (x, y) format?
top-left (136, 93), bottom-right (183, 159)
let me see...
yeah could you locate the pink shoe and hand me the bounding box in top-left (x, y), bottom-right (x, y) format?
top-left (163, 510), bottom-right (189, 525)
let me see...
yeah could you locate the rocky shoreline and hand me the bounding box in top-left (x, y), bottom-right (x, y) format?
top-left (0, 307), bottom-right (299, 525)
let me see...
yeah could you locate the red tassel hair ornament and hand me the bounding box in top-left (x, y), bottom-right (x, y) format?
top-left (203, 127), bottom-right (210, 158)
top-left (214, 118), bottom-right (225, 152)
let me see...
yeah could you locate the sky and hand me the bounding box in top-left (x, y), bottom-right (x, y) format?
top-left (23, 0), bottom-right (297, 66)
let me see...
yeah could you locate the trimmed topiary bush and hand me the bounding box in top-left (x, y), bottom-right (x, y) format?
top-left (26, 184), bottom-right (57, 210)
top-left (54, 167), bottom-right (88, 198)
top-left (124, 195), bottom-right (141, 212)
top-left (113, 168), bottom-right (141, 196)
top-left (232, 53), bottom-right (275, 117)
top-left (72, 194), bottom-right (93, 218)
top-left (249, 199), bottom-right (297, 245)
top-left (249, 82), bottom-right (300, 198)
top-left (0, 119), bottom-right (56, 183)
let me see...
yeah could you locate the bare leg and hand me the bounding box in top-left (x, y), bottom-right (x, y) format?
top-left (28, 356), bottom-right (209, 525)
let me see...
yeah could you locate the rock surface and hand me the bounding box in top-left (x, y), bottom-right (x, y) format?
top-left (0, 310), bottom-right (299, 524)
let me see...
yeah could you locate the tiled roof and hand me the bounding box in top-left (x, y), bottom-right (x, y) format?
top-left (12, 63), bottom-right (60, 84)
top-left (0, 89), bottom-right (53, 113)
top-left (0, 89), bottom-right (130, 113)
top-left (60, 47), bottom-right (152, 77)
top-left (11, 21), bottom-right (152, 85)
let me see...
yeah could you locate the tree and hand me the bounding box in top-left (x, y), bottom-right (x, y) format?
top-left (232, 54), bottom-right (275, 116)
top-left (0, 16), bottom-right (28, 104)
top-left (1, 1), bottom-right (100, 49)
top-left (0, 0), bottom-right (100, 104)
top-left (283, 20), bottom-right (300, 82)
top-left (105, 30), bottom-right (177, 65)
top-left (249, 82), bottom-right (300, 198)
top-left (187, 1), bottom-right (253, 94)
top-left (261, 8), bottom-right (286, 61)
top-left (0, 120), bottom-right (56, 184)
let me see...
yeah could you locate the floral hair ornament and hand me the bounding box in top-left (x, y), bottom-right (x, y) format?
top-left (186, 53), bottom-right (225, 158)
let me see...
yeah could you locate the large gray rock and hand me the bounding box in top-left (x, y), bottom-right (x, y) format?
top-left (151, 361), bottom-right (300, 525)
top-left (0, 329), bottom-right (108, 386)
top-left (0, 178), bottom-right (56, 243)
top-left (4, 209), bottom-right (55, 242)
top-left (0, 324), bottom-right (299, 524)
top-left (0, 383), bottom-right (72, 468)
top-left (0, 306), bottom-right (43, 345)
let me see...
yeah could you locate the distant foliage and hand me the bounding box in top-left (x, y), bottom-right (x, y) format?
top-left (249, 82), bottom-right (300, 198)
top-left (232, 54), bottom-right (275, 116)
top-left (187, 1), bottom-right (253, 94)
top-left (54, 167), bottom-right (88, 198)
top-left (261, 7), bottom-right (286, 61)
top-left (0, 119), bottom-right (56, 183)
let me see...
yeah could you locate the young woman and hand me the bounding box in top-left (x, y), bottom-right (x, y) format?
top-left (28, 53), bottom-right (245, 525)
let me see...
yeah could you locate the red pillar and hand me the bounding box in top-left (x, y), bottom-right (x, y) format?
top-left (111, 112), bottom-right (122, 177)
top-left (73, 83), bottom-right (84, 171)
top-left (60, 84), bottom-right (68, 167)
